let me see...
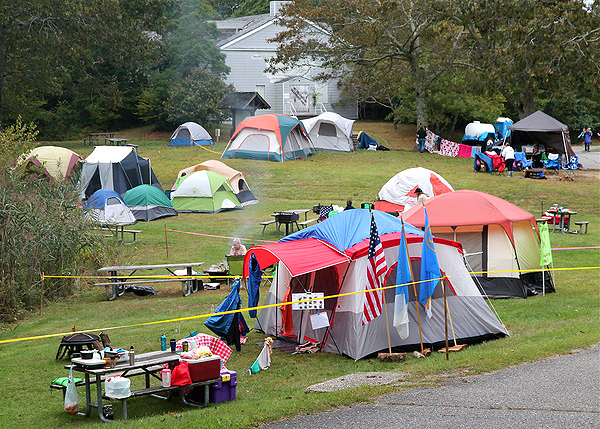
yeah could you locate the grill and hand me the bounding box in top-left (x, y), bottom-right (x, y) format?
top-left (275, 212), bottom-right (299, 223)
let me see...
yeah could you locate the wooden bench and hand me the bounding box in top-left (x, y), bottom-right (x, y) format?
top-left (260, 219), bottom-right (276, 235)
top-left (94, 278), bottom-right (203, 300)
top-left (102, 377), bottom-right (219, 419)
top-left (574, 221), bottom-right (589, 234)
top-left (298, 218), bottom-right (318, 229)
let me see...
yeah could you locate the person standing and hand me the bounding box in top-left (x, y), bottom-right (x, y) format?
top-left (416, 124), bottom-right (427, 153)
top-left (583, 128), bottom-right (592, 152)
top-left (415, 188), bottom-right (429, 205)
top-left (501, 142), bottom-right (515, 177)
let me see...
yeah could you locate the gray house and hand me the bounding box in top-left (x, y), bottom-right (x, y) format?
top-left (214, 1), bottom-right (358, 120)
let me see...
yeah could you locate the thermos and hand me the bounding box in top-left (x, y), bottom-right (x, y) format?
top-left (160, 333), bottom-right (167, 351)
top-left (129, 346), bottom-right (135, 366)
top-left (170, 339), bottom-right (176, 352)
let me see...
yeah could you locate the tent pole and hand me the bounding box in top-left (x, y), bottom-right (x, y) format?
top-left (382, 278), bottom-right (392, 354)
top-left (443, 276), bottom-right (449, 361)
top-left (164, 225), bottom-right (169, 258)
top-left (401, 216), bottom-right (424, 354)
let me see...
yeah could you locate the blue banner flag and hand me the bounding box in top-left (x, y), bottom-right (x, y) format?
top-left (394, 221), bottom-right (412, 339)
top-left (419, 207), bottom-right (440, 318)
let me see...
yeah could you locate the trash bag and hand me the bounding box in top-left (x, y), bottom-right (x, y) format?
top-left (171, 361), bottom-right (192, 386)
top-left (64, 366), bottom-right (79, 415)
top-left (125, 285), bottom-right (157, 296)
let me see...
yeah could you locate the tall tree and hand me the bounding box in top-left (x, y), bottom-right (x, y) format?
top-left (437, 0), bottom-right (600, 118)
top-left (267, 0), bottom-right (462, 126)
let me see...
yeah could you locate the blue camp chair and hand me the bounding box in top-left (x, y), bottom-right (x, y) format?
top-left (474, 152), bottom-right (494, 173)
top-left (544, 154), bottom-right (561, 170)
top-left (514, 152), bottom-right (533, 170)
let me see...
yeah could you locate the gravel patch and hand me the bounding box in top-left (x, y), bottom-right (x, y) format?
top-left (306, 372), bottom-right (407, 393)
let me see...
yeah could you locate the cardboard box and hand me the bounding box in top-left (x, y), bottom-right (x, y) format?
top-left (181, 356), bottom-right (221, 382)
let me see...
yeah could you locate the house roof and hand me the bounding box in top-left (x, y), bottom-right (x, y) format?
top-left (219, 92), bottom-right (271, 110)
top-left (212, 13), bottom-right (273, 47)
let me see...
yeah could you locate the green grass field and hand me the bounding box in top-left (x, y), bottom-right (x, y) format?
top-left (1, 122), bottom-right (598, 428)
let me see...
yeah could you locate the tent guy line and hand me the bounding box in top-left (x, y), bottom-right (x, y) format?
top-left (2, 276), bottom-right (448, 345)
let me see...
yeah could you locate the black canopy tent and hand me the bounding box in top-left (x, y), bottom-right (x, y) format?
top-left (508, 110), bottom-right (575, 157)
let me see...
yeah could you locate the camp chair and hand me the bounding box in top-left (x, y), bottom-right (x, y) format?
top-left (226, 255), bottom-right (245, 289)
top-left (318, 205), bottom-right (333, 221)
top-left (562, 155), bottom-right (578, 178)
top-left (544, 154), bottom-right (561, 172)
top-left (514, 152), bottom-right (533, 171)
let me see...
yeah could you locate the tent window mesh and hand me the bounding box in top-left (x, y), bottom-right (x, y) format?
top-left (318, 122), bottom-right (337, 137)
top-left (239, 134), bottom-right (270, 153)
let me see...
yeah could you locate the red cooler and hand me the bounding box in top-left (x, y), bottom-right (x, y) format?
top-left (181, 356), bottom-right (221, 382)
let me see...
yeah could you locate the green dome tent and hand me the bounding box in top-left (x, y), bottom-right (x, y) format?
top-left (171, 170), bottom-right (243, 213)
top-left (124, 184), bottom-right (177, 222)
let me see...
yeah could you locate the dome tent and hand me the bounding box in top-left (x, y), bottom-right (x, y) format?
top-left (222, 114), bottom-right (315, 162)
top-left (301, 112), bottom-right (355, 152)
top-left (376, 167), bottom-right (454, 213)
top-left (174, 160), bottom-right (258, 206)
top-left (84, 189), bottom-right (136, 226)
top-left (19, 146), bottom-right (81, 182)
top-left (171, 170), bottom-right (243, 213)
top-left (169, 122), bottom-right (213, 146)
top-left (124, 184), bottom-right (177, 222)
top-left (79, 146), bottom-right (162, 199)
top-left (402, 190), bottom-right (554, 298)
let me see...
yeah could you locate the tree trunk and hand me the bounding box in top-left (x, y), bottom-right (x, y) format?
top-left (516, 88), bottom-right (536, 119)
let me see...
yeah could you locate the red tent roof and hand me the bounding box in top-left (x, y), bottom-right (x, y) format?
top-left (243, 238), bottom-right (351, 278)
top-left (402, 190), bottom-right (536, 241)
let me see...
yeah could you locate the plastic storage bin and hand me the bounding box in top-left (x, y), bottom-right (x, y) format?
top-left (209, 370), bottom-right (237, 403)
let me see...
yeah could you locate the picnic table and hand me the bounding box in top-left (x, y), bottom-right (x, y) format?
top-left (86, 132), bottom-right (116, 145)
top-left (100, 225), bottom-right (142, 245)
top-left (66, 350), bottom-right (218, 422)
top-left (96, 262), bottom-right (204, 301)
top-left (271, 209), bottom-right (312, 235)
top-left (545, 207), bottom-right (577, 234)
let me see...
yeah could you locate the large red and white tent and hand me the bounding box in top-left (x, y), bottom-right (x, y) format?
top-left (375, 167), bottom-right (454, 213)
top-left (402, 190), bottom-right (553, 298)
top-left (244, 209), bottom-right (507, 359)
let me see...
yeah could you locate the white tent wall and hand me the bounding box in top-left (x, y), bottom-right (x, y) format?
top-left (513, 221), bottom-right (542, 272)
top-left (487, 225), bottom-right (519, 279)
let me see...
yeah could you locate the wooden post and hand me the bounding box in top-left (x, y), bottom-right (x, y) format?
top-left (443, 276), bottom-right (449, 361)
top-left (401, 216), bottom-right (424, 354)
top-left (40, 273), bottom-right (44, 315)
top-left (164, 225), bottom-right (169, 259)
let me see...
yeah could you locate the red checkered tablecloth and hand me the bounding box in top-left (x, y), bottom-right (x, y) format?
top-left (176, 333), bottom-right (232, 364)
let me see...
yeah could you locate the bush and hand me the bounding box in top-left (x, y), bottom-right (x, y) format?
top-left (0, 119), bottom-right (108, 320)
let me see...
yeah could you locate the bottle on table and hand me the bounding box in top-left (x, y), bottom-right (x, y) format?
top-left (161, 333), bottom-right (167, 351)
top-left (129, 346), bottom-right (135, 365)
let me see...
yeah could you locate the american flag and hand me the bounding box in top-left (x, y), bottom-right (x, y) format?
top-left (363, 212), bottom-right (387, 324)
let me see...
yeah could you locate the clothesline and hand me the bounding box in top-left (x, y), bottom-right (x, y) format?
top-left (421, 129), bottom-right (482, 158)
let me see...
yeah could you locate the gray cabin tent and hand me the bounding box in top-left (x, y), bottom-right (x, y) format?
top-left (79, 146), bottom-right (162, 199)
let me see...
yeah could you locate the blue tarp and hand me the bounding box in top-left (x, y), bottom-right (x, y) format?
top-left (247, 254), bottom-right (261, 318)
top-left (357, 131), bottom-right (377, 149)
top-left (280, 209), bottom-right (423, 252)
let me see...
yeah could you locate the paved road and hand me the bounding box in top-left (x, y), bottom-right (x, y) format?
top-left (573, 143), bottom-right (600, 170)
top-left (263, 345), bottom-right (599, 429)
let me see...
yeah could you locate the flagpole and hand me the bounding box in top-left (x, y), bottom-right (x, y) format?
top-left (443, 276), bottom-right (449, 361)
top-left (382, 277), bottom-right (392, 354)
top-left (401, 216), bottom-right (424, 354)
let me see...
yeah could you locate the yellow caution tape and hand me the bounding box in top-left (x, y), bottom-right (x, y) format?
top-left (197, 145), bottom-right (222, 155)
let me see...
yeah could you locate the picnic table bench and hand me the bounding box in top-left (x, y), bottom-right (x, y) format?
top-left (104, 137), bottom-right (130, 146)
top-left (96, 263), bottom-right (204, 300)
top-left (298, 217), bottom-right (318, 228)
top-left (100, 226), bottom-right (142, 245)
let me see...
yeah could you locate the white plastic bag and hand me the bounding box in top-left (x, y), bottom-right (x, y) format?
top-left (105, 375), bottom-right (131, 399)
top-left (64, 366), bottom-right (79, 415)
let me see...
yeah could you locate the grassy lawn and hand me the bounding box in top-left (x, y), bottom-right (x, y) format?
top-left (1, 121), bottom-right (598, 428)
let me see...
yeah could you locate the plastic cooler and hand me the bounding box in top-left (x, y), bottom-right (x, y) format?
top-left (181, 356), bottom-right (221, 382)
top-left (209, 370), bottom-right (237, 403)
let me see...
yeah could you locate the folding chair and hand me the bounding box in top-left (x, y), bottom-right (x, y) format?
top-left (226, 255), bottom-right (245, 289)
